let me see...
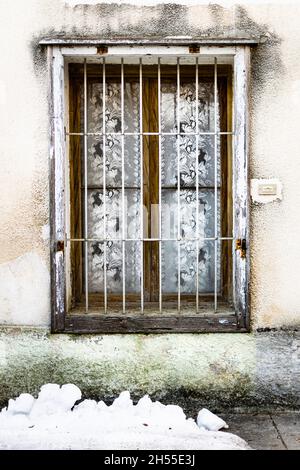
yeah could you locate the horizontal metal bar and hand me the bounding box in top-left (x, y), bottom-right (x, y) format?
top-left (82, 186), bottom-right (142, 190)
top-left (67, 131), bottom-right (234, 136)
top-left (40, 37), bottom-right (264, 46)
top-left (81, 185), bottom-right (221, 190)
top-left (67, 237), bottom-right (234, 242)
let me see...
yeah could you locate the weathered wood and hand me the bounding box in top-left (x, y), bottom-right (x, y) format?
top-left (226, 74), bottom-right (233, 303)
top-left (40, 38), bottom-right (263, 46)
top-left (64, 314), bottom-right (245, 334)
top-left (142, 79), bottom-right (151, 301)
top-left (50, 47), bottom-right (66, 332)
top-left (69, 78), bottom-right (82, 305)
top-left (50, 47), bottom-right (250, 333)
top-left (148, 79), bottom-right (159, 301)
top-left (233, 47), bottom-right (250, 329)
top-left (141, 77), bottom-right (159, 301)
top-left (219, 75), bottom-right (233, 303)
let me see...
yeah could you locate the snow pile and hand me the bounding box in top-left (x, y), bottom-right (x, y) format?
top-left (197, 408), bottom-right (229, 431)
top-left (0, 384), bottom-right (250, 450)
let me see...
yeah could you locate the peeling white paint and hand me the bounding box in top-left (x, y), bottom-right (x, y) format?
top-left (251, 178), bottom-right (283, 204)
top-left (65, 0), bottom-right (300, 5)
top-left (41, 224), bottom-right (50, 241)
top-left (0, 253), bottom-right (50, 326)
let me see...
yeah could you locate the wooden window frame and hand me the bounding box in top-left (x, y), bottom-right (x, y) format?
top-left (68, 64), bottom-right (232, 309)
top-left (48, 43), bottom-right (250, 334)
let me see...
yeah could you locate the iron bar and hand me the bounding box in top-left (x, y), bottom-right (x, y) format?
top-left (102, 58), bottom-right (107, 313)
top-left (74, 56), bottom-right (231, 314)
top-left (68, 237), bottom-right (233, 242)
top-left (83, 59), bottom-right (89, 313)
top-left (214, 57), bottom-right (218, 312)
top-left (139, 58), bottom-right (144, 313)
top-left (67, 131), bottom-right (234, 136)
top-left (177, 57), bottom-right (181, 313)
top-left (121, 58), bottom-right (126, 313)
top-left (195, 56), bottom-right (199, 313)
top-left (158, 57), bottom-right (162, 313)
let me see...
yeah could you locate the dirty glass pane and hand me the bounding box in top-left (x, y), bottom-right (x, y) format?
top-left (161, 190), bottom-right (220, 293)
top-left (161, 80), bottom-right (216, 134)
top-left (82, 75), bottom-right (141, 293)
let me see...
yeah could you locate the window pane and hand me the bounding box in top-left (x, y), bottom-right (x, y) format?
top-left (161, 189), bottom-right (219, 239)
top-left (86, 135), bottom-right (103, 187)
top-left (69, 62), bottom-right (232, 314)
top-left (161, 240), bottom-right (177, 294)
top-left (87, 81), bottom-right (103, 134)
top-left (124, 135), bottom-right (140, 186)
top-left (88, 241), bottom-right (104, 293)
top-left (124, 81), bottom-right (140, 133)
top-left (161, 77), bottom-right (216, 133)
top-left (125, 241), bottom-right (141, 294)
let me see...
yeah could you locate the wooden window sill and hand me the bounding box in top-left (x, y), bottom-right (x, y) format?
top-left (62, 310), bottom-right (246, 334)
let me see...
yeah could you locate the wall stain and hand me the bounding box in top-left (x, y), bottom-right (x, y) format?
top-left (26, 1), bottom-right (292, 334)
top-left (32, 3), bottom-right (284, 95)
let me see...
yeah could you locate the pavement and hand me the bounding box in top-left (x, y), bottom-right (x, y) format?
top-left (220, 411), bottom-right (300, 450)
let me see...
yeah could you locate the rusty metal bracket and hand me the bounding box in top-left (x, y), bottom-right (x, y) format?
top-left (97, 45), bottom-right (108, 55)
top-left (235, 238), bottom-right (247, 259)
top-left (189, 44), bottom-right (200, 53)
top-left (56, 240), bottom-right (65, 252)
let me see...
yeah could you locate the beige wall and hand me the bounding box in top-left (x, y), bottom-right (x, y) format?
top-left (0, 0), bottom-right (300, 329)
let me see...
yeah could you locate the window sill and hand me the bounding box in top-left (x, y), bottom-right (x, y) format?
top-left (62, 312), bottom-right (246, 334)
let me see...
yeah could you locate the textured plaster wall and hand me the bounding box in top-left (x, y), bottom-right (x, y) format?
top-left (0, 327), bottom-right (299, 410)
top-left (0, 0), bottom-right (300, 329)
top-left (0, 0), bottom-right (300, 406)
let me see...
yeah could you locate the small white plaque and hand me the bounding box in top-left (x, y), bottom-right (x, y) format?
top-left (258, 183), bottom-right (277, 196)
top-left (251, 178), bottom-right (282, 204)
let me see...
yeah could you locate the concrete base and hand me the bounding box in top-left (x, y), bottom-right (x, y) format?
top-left (0, 327), bottom-right (299, 413)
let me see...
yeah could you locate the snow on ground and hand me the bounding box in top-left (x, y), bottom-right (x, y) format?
top-left (0, 384), bottom-right (250, 450)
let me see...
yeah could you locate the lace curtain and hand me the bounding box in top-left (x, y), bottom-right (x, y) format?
top-left (81, 77), bottom-right (220, 295)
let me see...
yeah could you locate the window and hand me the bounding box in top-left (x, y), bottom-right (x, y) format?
top-left (48, 43), bottom-right (250, 333)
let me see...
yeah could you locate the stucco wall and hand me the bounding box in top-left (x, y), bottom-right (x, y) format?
top-left (0, 327), bottom-right (299, 411)
top-left (0, 0), bottom-right (300, 406)
top-left (1, 0), bottom-right (300, 329)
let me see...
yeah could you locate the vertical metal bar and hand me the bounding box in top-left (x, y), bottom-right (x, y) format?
top-left (158, 57), bottom-right (162, 313)
top-left (214, 57), bottom-right (218, 312)
top-left (231, 84), bottom-right (236, 310)
top-left (195, 57), bottom-right (199, 313)
top-left (83, 59), bottom-right (89, 313)
top-left (232, 128), bottom-right (236, 310)
top-left (121, 58), bottom-right (126, 313)
top-left (139, 58), bottom-right (144, 313)
top-left (177, 57), bottom-right (181, 313)
top-left (103, 58), bottom-right (107, 313)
